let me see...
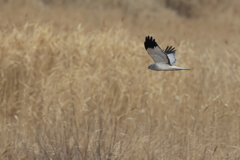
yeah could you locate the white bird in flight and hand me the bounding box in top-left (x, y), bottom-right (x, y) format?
top-left (144, 36), bottom-right (190, 71)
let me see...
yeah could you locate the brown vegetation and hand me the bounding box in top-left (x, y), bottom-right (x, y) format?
top-left (0, 0), bottom-right (240, 159)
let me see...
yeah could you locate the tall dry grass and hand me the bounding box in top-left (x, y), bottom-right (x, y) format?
top-left (0, 0), bottom-right (240, 159)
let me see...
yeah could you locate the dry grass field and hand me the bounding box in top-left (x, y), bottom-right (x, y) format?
top-left (0, 0), bottom-right (240, 159)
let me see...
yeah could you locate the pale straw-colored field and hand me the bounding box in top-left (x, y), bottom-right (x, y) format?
top-left (0, 0), bottom-right (240, 159)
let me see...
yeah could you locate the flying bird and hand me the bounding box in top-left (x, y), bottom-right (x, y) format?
top-left (144, 36), bottom-right (190, 71)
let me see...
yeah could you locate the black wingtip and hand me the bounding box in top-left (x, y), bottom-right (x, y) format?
top-left (164, 45), bottom-right (176, 54)
top-left (144, 36), bottom-right (158, 50)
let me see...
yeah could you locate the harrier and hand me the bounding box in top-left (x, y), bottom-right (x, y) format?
top-left (144, 36), bottom-right (190, 71)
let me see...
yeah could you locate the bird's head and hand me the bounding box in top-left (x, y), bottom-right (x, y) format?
top-left (148, 63), bottom-right (155, 70)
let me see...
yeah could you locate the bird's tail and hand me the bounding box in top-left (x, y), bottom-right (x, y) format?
top-left (172, 66), bottom-right (190, 70)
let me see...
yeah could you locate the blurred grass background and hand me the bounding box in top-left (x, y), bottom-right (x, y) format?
top-left (0, 0), bottom-right (240, 159)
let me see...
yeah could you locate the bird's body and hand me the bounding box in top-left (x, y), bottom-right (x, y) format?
top-left (144, 36), bottom-right (190, 71)
top-left (148, 63), bottom-right (189, 71)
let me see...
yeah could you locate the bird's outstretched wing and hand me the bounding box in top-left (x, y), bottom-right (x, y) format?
top-left (164, 46), bottom-right (177, 65)
top-left (144, 36), bottom-right (171, 65)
